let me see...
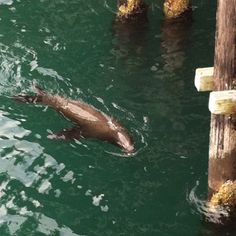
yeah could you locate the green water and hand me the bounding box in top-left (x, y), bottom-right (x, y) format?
top-left (0, 0), bottom-right (223, 235)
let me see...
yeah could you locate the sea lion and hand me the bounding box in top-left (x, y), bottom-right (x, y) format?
top-left (14, 88), bottom-right (135, 154)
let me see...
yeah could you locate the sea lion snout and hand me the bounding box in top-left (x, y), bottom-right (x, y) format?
top-left (124, 144), bottom-right (135, 154)
top-left (117, 131), bottom-right (135, 154)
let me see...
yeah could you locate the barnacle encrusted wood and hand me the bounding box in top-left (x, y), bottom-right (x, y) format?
top-left (164, 0), bottom-right (190, 19)
top-left (210, 181), bottom-right (236, 211)
top-left (208, 0), bottom-right (236, 196)
top-left (117, 0), bottom-right (147, 20)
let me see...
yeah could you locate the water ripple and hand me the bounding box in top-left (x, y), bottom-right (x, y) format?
top-left (0, 0), bottom-right (13, 5)
top-left (188, 181), bottom-right (229, 224)
top-left (0, 111), bottom-right (89, 234)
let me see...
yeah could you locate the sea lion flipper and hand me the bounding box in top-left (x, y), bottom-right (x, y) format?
top-left (13, 94), bottom-right (39, 103)
top-left (35, 85), bottom-right (46, 95)
top-left (13, 85), bottom-right (45, 103)
top-left (47, 127), bottom-right (82, 141)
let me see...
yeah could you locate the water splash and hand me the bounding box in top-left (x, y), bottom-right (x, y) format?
top-left (0, 41), bottom-right (72, 97)
top-left (0, 0), bottom-right (13, 5)
top-left (188, 181), bottom-right (229, 224)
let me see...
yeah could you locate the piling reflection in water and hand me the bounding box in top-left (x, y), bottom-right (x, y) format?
top-left (112, 0), bottom-right (148, 67)
top-left (161, 10), bottom-right (193, 73)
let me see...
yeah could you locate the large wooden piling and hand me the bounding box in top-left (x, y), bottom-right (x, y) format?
top-left (208, 0), bottom-right (236, 213)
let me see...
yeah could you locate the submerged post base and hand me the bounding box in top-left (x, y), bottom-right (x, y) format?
top-left (164, 0), bottom-right (190, 19)
top-left (116, 0), bottom-right (148, 22)
top-left (209, 181), bottom-right (236, 215)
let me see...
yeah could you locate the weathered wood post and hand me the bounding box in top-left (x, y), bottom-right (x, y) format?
top-left (207, 0), bottom-right (236, 216)
top-left (194, 0), bottom-right (236, 219)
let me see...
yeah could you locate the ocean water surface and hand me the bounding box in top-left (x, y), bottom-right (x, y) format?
top-left (0, 0), bottom-right (225, 235)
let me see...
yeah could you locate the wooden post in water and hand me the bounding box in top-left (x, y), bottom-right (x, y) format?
top-left (113, 0), bottom-right (148, 50)
top-left (208, 0), bottom-right (236, 213)
top-left (161, 0), bottom-right (192, 73)
top-left (116, 0), bottom-right (147, 22)
top-left (163, 0), bottom-right (191, 19)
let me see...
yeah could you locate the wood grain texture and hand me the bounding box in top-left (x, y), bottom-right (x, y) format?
top-left (208, 0), bottom-right (236, 194)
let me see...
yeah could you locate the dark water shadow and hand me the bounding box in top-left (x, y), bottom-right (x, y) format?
top-left (161, 10), bottom-right (193, 73)
top-left (199, 222), bottom-right (236, 236)
top-left (111, 10), bottom-right (149, 60)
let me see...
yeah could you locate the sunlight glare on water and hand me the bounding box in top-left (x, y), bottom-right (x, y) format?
top-left (0, 109), bottom-right (88, 235)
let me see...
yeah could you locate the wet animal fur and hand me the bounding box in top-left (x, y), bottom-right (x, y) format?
top-left (14, 88), bottom-right (135, 154)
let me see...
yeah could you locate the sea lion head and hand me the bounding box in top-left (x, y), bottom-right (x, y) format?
top-left (116, 131), bottom-right (135, 154)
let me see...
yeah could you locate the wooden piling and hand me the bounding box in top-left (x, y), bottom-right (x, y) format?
top-left (116, 0), bottom-right (147, 22)
top-left (208, 0), bottom-right (236, 213)
top-left (163, 0), bottom-right (191, 19)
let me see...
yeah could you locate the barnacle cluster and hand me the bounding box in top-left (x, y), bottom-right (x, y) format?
top-left (210, 180), bottom-right (236, 211)
top-left (164, 0), bottom-right (190, 19)
top-left (117, 0), bottom-right (144, 19)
